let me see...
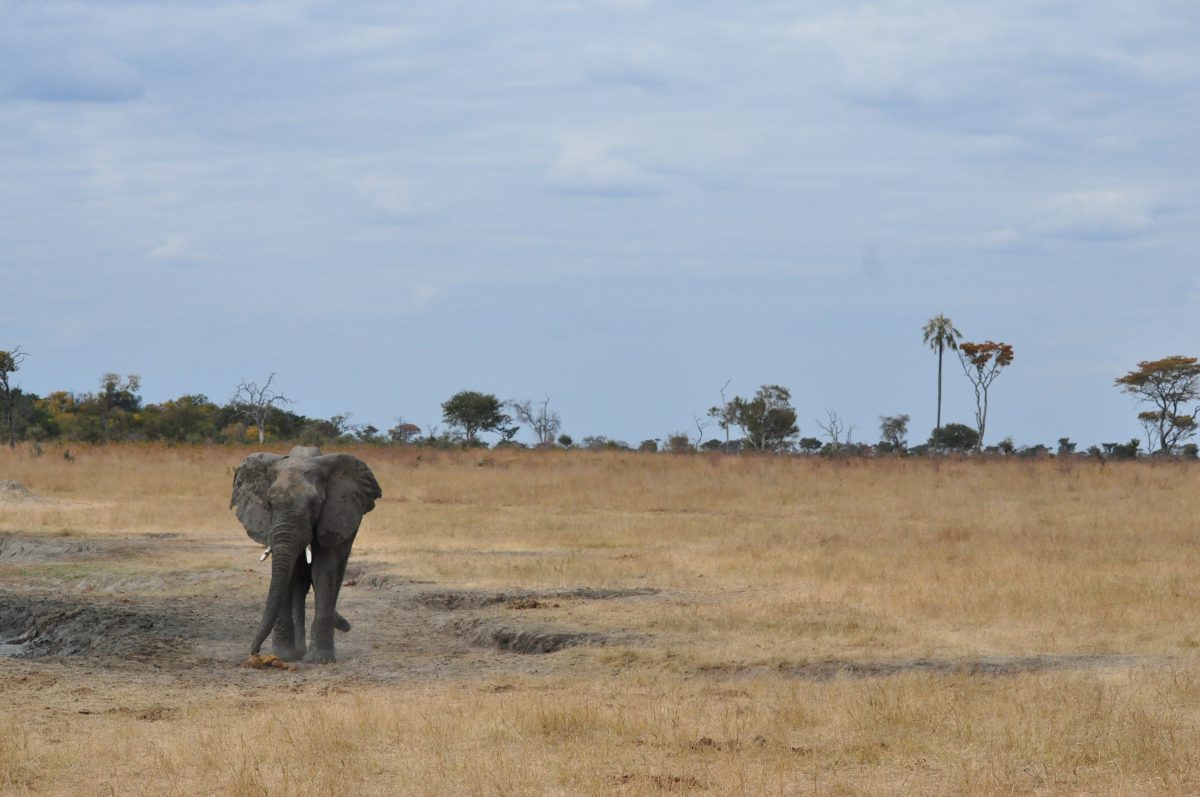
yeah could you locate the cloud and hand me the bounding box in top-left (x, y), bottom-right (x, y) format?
top-left (546, 139), bottom-right (659, 196)
top-left (975, 190), bottom-right (1159, 250)
top-left (409, 282), bottom-right (438, 309)
top-left (786, 1), bottom-right (1200, 138)
top-left (1029, 190), bottom-right (1157, 240)
top-left (588, 63), bottom-right (671, 92)
top-left (790, 6), bottom-right (1008, 106)
top-left (973, 227), bottom-right (1041, 254)
top-left (3, 48), bottom-right (145, 103)
top-left (356, 176), bottom-right (414, 220)
top-left (148, 236), bottom-right (201, 264)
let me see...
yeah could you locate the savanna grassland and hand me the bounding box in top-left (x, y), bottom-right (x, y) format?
top-left (1, 445), bottom-right (1198, 795)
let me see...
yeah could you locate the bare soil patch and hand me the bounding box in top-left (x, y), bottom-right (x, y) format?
top-left (0, 595), bottom-right (184, 658)
top-left (0, 534), bottom-right (94, 562)
top-left (0, 479), bottom-right (45, 504)
top-left (437, 616), bottom-right (635, 653)
top-left (0, 534), bottom-right (661, 685)
top-left (400, 584), bottom-right (657, 611)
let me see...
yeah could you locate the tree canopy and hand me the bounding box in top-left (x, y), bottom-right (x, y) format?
top-left (958, 340), bottom-right (1014, 451)
top-left (441, 390), bottom-right (516, 446)
top-left (726, 385), bottom-right (799, 452)
top-left (1115, 356), bottom-right (1200, 454)
top-left (927, 422), bottom-right (979, 452)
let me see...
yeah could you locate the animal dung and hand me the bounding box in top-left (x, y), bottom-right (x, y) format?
top-left (243, 653), bottom-right (295, 671)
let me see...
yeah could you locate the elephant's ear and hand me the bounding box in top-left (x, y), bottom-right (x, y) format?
top-left (315, 454), bottom-right (382, 548)
top-left (230, 453), bottom-right (284, 546)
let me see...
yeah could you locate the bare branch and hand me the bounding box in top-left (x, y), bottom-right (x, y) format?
top-left (816, 409), bottom-right (848, 453)
top-left (231, 372), bottom-right (294, 444)
top-left (690, 413), bottom-right (710, 448)
top-left (508, 397), bottom-right (562, 447)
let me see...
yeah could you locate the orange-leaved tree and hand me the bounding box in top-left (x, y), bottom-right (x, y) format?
top-left (1114, 356), bottom-right (1200, 454)
top-left (957, 341), bottom-right (1014, 451)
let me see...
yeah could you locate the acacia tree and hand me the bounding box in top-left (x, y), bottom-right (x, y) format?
top-left (442, 390), bottom-right (516, 446)
top-left (878, 414), bottom-right (910, 453)
top-left (728, 384), bottom-right (799, 452)
top-left (0, 348), bottom-right (28, 449)
top-left (1114, 356), bottom-right (1200, 454)
top-left (388, 418), bottom-right (422, 444)
top-left (957, 341), bottom-right (1014, 451)
top-left (927, 422), bottom-right (978, 452)
top-left (507, 397), bottom-right (562, 447)
top-left (231, 373), bottom-right (293, 444)
top-left (922, 315), bottom-right (962, 451)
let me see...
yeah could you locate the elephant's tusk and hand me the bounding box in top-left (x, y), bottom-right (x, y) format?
top-left (305, 545), bottom-right (312, 564)
top-left (259, 547), bottom-right (271, 562)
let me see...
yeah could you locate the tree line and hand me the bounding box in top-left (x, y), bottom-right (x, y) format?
top-left (1, 315), bottom-right (1197, 458)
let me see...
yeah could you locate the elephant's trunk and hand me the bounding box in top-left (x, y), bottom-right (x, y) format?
top-left (250, 523), bottom-right (303, 653)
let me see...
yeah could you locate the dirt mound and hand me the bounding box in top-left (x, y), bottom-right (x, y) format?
top-left (351, 573), bottom-right (427, 590)
top-left (411, 590), bottom-right (515, 610)
top-left (0, 480), bottom-right (45, 504)
top-left (548, 587), bottom-right (659, 601)
top-left (441, 617), bottom-right (617, 654)
top-left (409, 586), bottom-right (658, 611)
top-left (0, 535), bottom-right (94, 562)
top-left (0, 596), bottom-right (180, 658)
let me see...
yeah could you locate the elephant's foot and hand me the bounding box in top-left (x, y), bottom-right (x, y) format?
top-left (334, 612), bottom-right (351, 632)
top-left (303, 647), bottom-right (336, 664)
top-left (274, 644), bottom-right (306, 662)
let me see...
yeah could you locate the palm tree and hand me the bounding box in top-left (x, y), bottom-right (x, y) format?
top-left (922, 314), bottom-right (962, 451)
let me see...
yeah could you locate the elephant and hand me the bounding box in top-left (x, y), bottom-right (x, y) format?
top-left (230, 446), bottom-right (382, 663)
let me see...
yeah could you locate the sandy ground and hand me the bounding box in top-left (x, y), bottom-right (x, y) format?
top-left (0, 527), bottom-right (666, 687)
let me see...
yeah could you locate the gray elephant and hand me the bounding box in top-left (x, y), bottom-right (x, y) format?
top-left (230, 446), bottom-right (382, 663)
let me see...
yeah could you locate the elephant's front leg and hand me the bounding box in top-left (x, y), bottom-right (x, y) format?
top-left (304, 546), bottom-right (346, 664)
top-left (290, 560), bottom-right (313, 659)
top-left (272, 558), bottom-right (309, 661)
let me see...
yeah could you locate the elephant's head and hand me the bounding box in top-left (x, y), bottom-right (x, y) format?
top-left (230, 446), bottom-right (382, 653)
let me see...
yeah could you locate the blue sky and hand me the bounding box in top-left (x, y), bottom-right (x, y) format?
top-left (3, 0), bottom-right (1198, 448)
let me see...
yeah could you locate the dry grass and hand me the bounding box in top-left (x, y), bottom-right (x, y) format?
top-left (2, 444), bottom-right (1199, 795)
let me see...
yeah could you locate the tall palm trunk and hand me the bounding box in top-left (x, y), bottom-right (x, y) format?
top-left (934, 340), bottom-right (944, 451)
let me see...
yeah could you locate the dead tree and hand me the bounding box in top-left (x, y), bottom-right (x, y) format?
top-left (691, 413), bottom-right (711, 448)
top-left (816, 409), bottom-right (855, 454)
top-left (508, 397), bottom-right (562, 447)
top-left (231, 373), bottom-right (293, 444)
top-left (0, 347), bottom-right (28, 449)
top-left (706, 379), bottom-right (735, 448)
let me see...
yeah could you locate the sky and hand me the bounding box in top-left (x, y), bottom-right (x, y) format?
top-left (2, 0), bottom-right (1198, 448)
